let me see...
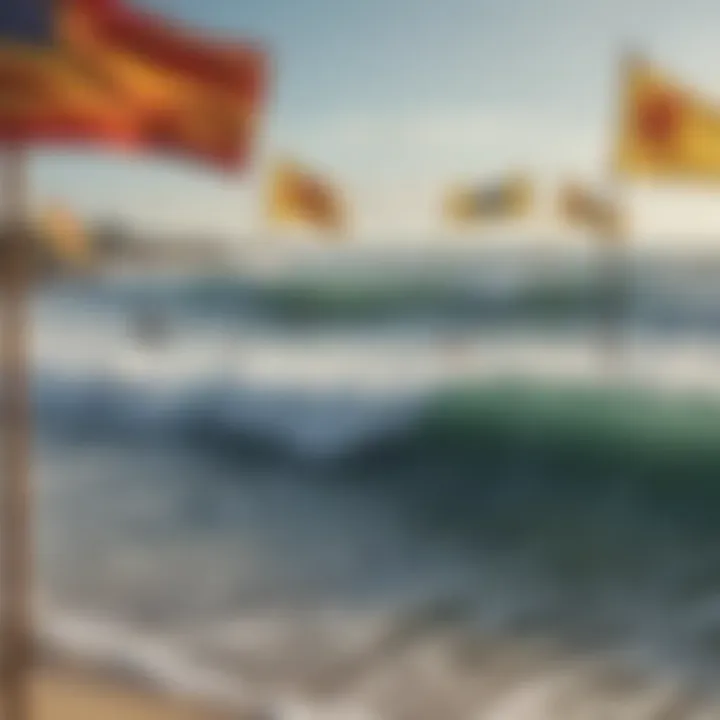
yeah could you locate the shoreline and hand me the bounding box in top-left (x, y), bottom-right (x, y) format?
top-left (30, 653), bottom-right (268, 720)
top-left (33, 668), bottom-right (229, 719)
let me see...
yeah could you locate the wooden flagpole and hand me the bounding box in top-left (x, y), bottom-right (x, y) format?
top-left (0, 144), bottom-right (33, 720)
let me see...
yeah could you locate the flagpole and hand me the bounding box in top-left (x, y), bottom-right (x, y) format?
top-left (598, 226), bottom-right (626, 375)
top-left (0, 144), bottom-right (33, 720)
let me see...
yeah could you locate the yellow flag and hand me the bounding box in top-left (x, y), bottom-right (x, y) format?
top-left (38, 204), bottom-right (91, 269)
top-left (558, 182), bottom-right (624, 239)
top-left (266, 159), bottom-right (345, 234)
top-left (443, 174), bottom-right (533, 225)
top-left (614, 55), bottom-right (720, 180)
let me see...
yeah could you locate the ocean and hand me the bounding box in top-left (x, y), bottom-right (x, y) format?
top-left (26, 246), bottom-right (720, 718)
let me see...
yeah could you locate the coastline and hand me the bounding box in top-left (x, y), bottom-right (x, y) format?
top-left (32, 669), bottom-right (234, 719)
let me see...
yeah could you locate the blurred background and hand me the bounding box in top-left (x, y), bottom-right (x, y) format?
top-left (19, 0), bottom-right (720, 718)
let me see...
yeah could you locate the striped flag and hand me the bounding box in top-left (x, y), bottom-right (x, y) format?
top-left (0, 0), bottom-right (268, 170)
top-left (0, 1), bottom-right (139, 147)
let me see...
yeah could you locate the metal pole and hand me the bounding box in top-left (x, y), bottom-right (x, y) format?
top-left (0, 145), bottom-right (32, 720)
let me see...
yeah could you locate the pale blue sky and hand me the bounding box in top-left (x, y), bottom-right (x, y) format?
top-left (31, 0), bottom-right (720, 240)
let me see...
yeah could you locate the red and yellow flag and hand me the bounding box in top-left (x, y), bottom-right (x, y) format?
top-left (266, 159), bottom-right (346, 233)
top-left (614, 55), bottom-right (720, 181)
top-left (0, 0), bottom-right (268, 170)
top-left (0, 1), bottom-right (138, 147)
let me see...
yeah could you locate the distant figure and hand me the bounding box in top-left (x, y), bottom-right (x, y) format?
top-left (131, 306), bottom-right (169, 347)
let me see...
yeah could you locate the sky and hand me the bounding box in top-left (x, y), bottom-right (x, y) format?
top-left (30, 0), bottom-right (720, 242)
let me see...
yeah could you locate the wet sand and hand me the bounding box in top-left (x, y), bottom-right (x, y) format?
top-left (32, 670), bottom-right (233, 720)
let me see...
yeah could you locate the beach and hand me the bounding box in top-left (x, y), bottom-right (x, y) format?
top-left (32, 670), bottom-right (215, 720)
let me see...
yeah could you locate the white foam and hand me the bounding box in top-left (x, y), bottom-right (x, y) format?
top-left (31, 311), bottom-right (720, 460)
top-left (41, 611), bottom-right (256, 709)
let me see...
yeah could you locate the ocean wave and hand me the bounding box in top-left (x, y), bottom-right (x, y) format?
top-left (32, 372), bottom-right (720, 718)
top-left (37, 266), bottom-right (720, 331)
top-left (35, 366), bottom-right (720, 498)
top-left (348, 382), bottom-right (720, 543)
top-left (30, 265), bottom-right (720, 718)
top-left (34, 369), bottom-right (427, 461)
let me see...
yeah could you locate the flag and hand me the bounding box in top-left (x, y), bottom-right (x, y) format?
top-left (444, 174), bottom-right (533, 224)
top-left (614, 54), bottom-right (720, 181)
top-left (266, 160), bottom-right (345, 233)
top-left (0, 0), bottom-right (268, 170)
top-left (60, 0), bottom-right (268, 169)
top-left (0, 1), bottom-right (140, 147)
top-left (558, 182), bottom-right (624, 239)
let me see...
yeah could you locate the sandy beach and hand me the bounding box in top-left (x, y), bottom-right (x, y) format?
top-left (32, 670), bottom-right (224, 720)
